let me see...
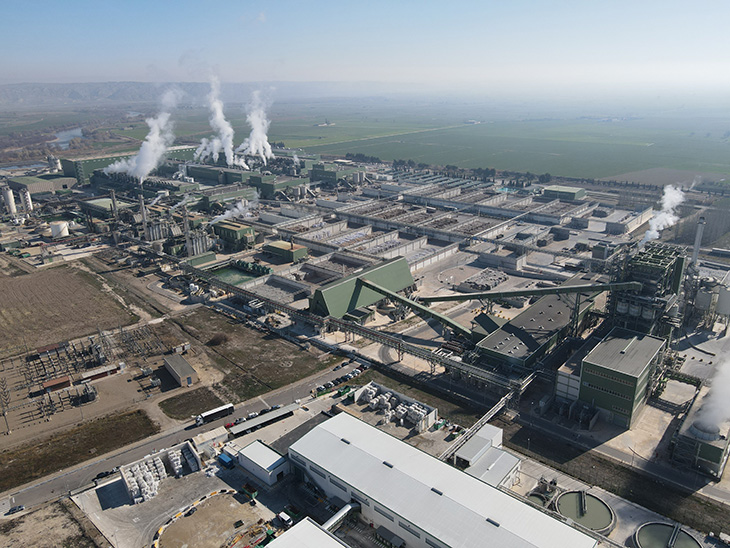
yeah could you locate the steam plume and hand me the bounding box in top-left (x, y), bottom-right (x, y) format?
top-left (236, 90), bottom-right (274, 165)
top-left (292, 153), bottom-right (300, 166)
top-left (211, 194), bottom-right (259, 224)
top-left (639, 184), bottom-right (685, 246)
top-left (195, 78), bottom-right (247, 168)
top-left (105, 89), bottom-right (181, 182)
top-left (695, 357), bottom-right (730, 429)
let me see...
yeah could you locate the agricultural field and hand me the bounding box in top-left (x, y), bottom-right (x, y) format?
top-left (0, 265), bottom-right (137, 353)
top-left (170, 307), bottom-right (335, 402)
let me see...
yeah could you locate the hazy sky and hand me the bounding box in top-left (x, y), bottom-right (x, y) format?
top-left (4, 0), bottom-right (730, 95)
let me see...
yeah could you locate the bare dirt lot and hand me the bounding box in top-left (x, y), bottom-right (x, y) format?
top-left (169, 308), bottom-right (335, 402)
top-left (158, 387), bottom-right (224, 420)
top-left (0, 500), bottom-right (96, 548)
top-left (0, 265), bottom-right (136, 353)
top-left (0, 410), bottom-right (159, 493)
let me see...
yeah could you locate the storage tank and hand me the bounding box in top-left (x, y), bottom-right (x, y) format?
top-left (50, 221), bottom-right (70, 238)
top-left (616, 300), bottom-right (629, 314)
top-left (629, 304), bottom-right (642, 316)
top-left (717, 286), bottom-right (730, 316)
top-left (694, 289), bottom-right (714, 311)
top-left (641, 307), bottom-right (655, 320)
top-left (2, 187), bottom-right (17, 216)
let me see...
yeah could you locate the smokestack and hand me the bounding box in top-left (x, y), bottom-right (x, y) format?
top-left (21, 189), bottom-right (33, 213)
top-left (139, 192), bottom-right (148, 240)
top-left (691, 216), bottom-right (706, 266)
top-left (182, 204), bottom-right (192, 258)
top-left (109, 189), bottom-right (118, 219)
top-left (2, 187), bottom-right (17, 216)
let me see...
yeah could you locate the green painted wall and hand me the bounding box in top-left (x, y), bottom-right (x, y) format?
top-left (309, 257), bottom-right (414, 318)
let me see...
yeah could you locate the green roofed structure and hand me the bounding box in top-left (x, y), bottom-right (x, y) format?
top-left (309, 257), bottom-right (414, 318)
top-left (543, 185), bottom-right (586, 201)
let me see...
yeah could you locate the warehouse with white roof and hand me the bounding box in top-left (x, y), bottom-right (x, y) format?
top-left (289, 413), bottom-right (597, 548)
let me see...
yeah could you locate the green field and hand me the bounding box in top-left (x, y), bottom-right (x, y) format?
top-left (6, 99), bottom-right (730, 180)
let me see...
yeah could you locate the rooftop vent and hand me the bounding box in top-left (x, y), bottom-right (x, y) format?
top-left (383, 461), bottom-right (394, 468)
top-left (486, 518), bottom-right (500, 527)
top-left (431, 487), bottom-right (443, 496)
top-left (341, 438), bottom-right (351, 444)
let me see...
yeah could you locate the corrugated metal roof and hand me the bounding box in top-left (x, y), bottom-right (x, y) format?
top-left (290, 414), bottom-right (596, 548)
top-left (268, 517), bottom-right (350, 547)
top-left (239, 440), bottom-right (286, 472)
top-left (464, 447), bottom-right (521, 487)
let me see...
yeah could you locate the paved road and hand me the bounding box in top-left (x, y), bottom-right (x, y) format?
top-left (0, 357), bottom-right (365, 517)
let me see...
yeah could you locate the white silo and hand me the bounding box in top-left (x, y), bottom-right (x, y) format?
top-left (717, 286), bottom-right (730, 316)
top-left (2, 187), bottom-right (17, 216)
top-left (21, 189), bottom-right (33, 213)
top-left (50, 221), bottom-right (70, 238)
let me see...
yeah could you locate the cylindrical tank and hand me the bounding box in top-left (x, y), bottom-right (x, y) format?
top-left (2, 187), bottom-right (17, 216)
top-left (50, 221), bottom-right (69, 238)
top-left (629, 304), bottom-right (642, 317)
top-left (641, 307), bottom-right (655, 320)
top-left (616, 301), bottom-right (629, 314)
top-left (717, 286), bottom-right (730, 316)
top-left (634, 522), bottom-right (701, 548)
top-left (694, 289), bottom-right (713, 311)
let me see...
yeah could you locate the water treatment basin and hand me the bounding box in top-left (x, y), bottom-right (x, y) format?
top-left (634, 522), bottom-right (701, 548)
top-left (554, 490), bottom-right (615, 535)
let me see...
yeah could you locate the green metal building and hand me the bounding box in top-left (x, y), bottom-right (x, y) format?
top-left (212, 220), bottom-right (256, 251)
top-left (578, 327), bottom-right (665, 428)
top-left (61, 147), bottom-right (196, 185)
top-left (543, 185), bottom-right (586, 201)
top-left (263, 240), bottom-right (308, 263)
top-left (308, 257), bottom-right (414, 319)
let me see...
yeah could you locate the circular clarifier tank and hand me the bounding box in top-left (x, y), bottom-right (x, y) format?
top-left (554, 490), bottom-right (615, 535)
top-left (634, 522), bottom-right (701, 548)
top-left (527, 493), bottom-right (547, 507)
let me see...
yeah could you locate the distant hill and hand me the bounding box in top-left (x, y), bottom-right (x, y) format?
top-left (0, 81), bottom-right (405, 110)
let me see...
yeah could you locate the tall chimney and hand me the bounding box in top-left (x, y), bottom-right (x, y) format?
top-left (109, 189), bottom-right (118, 219)
top-left (139, 192), bottom-right (148, 240)
top-left (691, 216), bottom-right (706, 266)
top-left (182, 204), bottom-right (193, 258)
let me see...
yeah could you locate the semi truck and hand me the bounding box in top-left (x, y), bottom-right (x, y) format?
top-left (195, 403), bottom-right (234, 426)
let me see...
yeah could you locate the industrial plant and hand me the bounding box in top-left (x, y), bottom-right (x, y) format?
top-left (2, 119), bottom-right (730, 548)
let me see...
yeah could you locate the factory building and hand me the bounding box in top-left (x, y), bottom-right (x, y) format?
top-left (163, 354), bottom-right (198, 388)
top-left (78, 196), bottom-right (135, 219)
top-left (224, 440), bottom-right (289, 487)
top-left (605, 207), bottom-right (654, 235)
top-left (263, 240), bottom-right (308, 263)
top-left (542, 185), bottom-right (586, 201)
top-left (612, 242), bottom-right (686, 336)
top-left (475, 273), bottom-right (601, 370)
top-left (577, 327), bottom-right (665, 428)
top-left (8, 174), bottom-right (78, 195)
top-left (308, 257), bottom-right (414, 319)
top-left (453, 423), bottom-right (521, 488)
top-left (212, 220), bottom-right (256, 251)
top-left (671, 386), bottom-right (730, 479)
top-left (61, 147), bottom-right (196, 185)
top-left (267, 517), bottom-right (350, 547)
top-left (289, 413), bottom-right (596, 548)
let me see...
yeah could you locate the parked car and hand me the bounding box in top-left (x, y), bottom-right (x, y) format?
top-left (6, 505), bottom-right (24, 515)
top-left (259, 408), bottom-right (271, 416)
top-left (316, 385), bottom-right (325, 392)
top-left (95, 470), bottom-right (113, 480)
top-left (234, 417), bottom-right (246, 425)
top-left (271, 404), bottom-right (282, 410)
top-left (333, 364), bottom-right (343, 371)
top-left (225, 422), bottom-right (235, 428)
top-left (248, 412), bottom-right (259, 419)
top-left (325, 382), bottom-right (334, 389)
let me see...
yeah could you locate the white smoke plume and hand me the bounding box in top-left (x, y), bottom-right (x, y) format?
top-left (639, 184), bottom-right (685, 246)
top-left (695, 357), bottom-right (730, 429)
top-left (105, 88), bottom-right (181, 183)
top-left (170, 194), bottom-right (191, 211)
top-left (210, 194), bottom-right (259, 224)
top-left (195, 78), bottom-right (247, 168)
top-left (292, 153), bottom-right (300, 166)
top-left (236, 90), bottom-right (274, 165)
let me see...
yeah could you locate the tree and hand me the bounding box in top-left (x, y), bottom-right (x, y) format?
top-left (538, 173), bottom-right (552, 184)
